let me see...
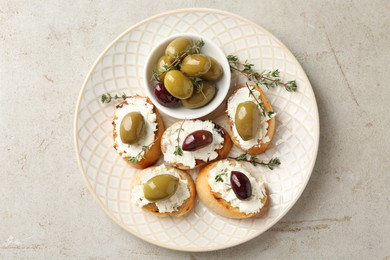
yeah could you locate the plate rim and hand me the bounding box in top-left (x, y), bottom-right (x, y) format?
top-left (74, 7), bottom-right (320, 252)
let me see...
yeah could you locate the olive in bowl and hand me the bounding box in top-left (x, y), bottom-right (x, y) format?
top-left (143, 33), bottom-right (231, 120)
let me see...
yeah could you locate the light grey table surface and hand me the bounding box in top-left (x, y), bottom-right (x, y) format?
top-left (1, 1), bottom-right (389, 259)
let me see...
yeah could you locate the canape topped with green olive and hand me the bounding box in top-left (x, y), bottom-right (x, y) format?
top-left (131, 164), bottom-right (196, 217)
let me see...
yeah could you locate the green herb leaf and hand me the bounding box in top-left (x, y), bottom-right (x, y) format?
top-left (267, 111), bottom-right (275, 118)
top-left (215, 168), bottom-right (228, 182)
top-left (285, 80), bottom-right (297, 92)
top-left (267, 157), bottom-right (281, 170)
top-left (190, 39), bottom-right (205, 54)
top-left (190, 77), bottom-right (204, 94)
top-left (152, 69), bottom-right (161, 82)
top-left (235, 153), bottom-right (247, 161)
top-left (101, 93), bottom-right (111, 104)
top-left (226, 55), bottom-right (239, 63)
top-left (174, 145), bottom-right (183, 156)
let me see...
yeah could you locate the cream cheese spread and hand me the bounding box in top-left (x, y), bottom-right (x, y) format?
top-left (162, 120), bottom-right (224, 169)
top-left (226, 87), bottom-right (275, 149)
top-left (113, 97), bottom-right (157, 157)
top-left (207, 160), bottom-right (266, 214)
top-left (131, 165), bottom-right (190, 213)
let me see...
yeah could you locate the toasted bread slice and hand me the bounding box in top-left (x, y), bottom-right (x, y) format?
top-left (113, 96), bottom-right (164, 169)
top-left (161, 120), bottom-right (233, 170)
top-left (131, 165), bottom-right (196, 217)
top-left (226, 85), bottom-right (275, 155)
top-left (196, 159), bottom-right (268, 219)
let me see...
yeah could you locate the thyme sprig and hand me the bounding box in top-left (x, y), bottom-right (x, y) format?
top-left (174, 145), bottom-right (183, 156)
top-left (245, 83), bottom-right (266, 117)
top-left (173, 120), bottom-right (185, 156)
top-left (227, 55), bottom-right (297, 92)
top-left (230, 153), bottom-right (281, 170)
top-left (152, 39), bottom-right (205, 82)
top-left (127, 140), bottom-right (156, 164)
top-left (152, 69), bottom-right (161, 82)
top-left (267, 111), bottom-right (275, 118)
top-left (101, 93), bottom-right (131, 104)
top-left (190, 77), bottom-right (207, 99)
top-left (215, 168), bottom-right (228, 182)
top-left (190, 77), bottom-right (203, 93)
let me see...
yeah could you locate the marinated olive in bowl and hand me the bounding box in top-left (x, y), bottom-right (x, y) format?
top-left (164, 70), bottom-right (194, 99)
top-left (153, 82), bottom-right (179, 107)
top-left (202, 56), bottom-right (224, 81)
top-left (156, 56), bottom-right (171, 81)
top-left (143, 33), bottom-right (231, 119)
top-left (165, 37), bottom-right (193, 62)
top-left (182, 82), bottom-right (216, 109)
top-left (181, 54), bottom-right (211, 77)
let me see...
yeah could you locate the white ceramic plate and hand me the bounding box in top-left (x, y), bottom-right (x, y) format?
top-left (74, 8), bottom-right (319, 252)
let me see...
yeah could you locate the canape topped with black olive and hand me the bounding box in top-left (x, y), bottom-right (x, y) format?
top-left (160, 120), bottom-right (233, 170)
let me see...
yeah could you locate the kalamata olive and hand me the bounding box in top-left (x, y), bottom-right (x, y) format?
top-left (157, 56), bottom-right (171, 81)
top-left (182, 130), bottom-right (213, 151)
top-left (182, 82), bottom-right (216, 109)
top-left (180, 54), bottom-right (211, 77)
top-left (201, 56), bottom-right (223, 81)
top-left (230, 171), bottom-right (252, 200)
top-left (165, 37), bottom-right (193, 62)
top-left (120, 112), bottom-right (145, 144)
top-left (235, 101), bottom-right (261, 141)
top-left (164, 70), bottom-right (193, 99)
top-left (143, 174), bottom-right (179, 201)
top-left (154, 82), bottom-right (179, 107)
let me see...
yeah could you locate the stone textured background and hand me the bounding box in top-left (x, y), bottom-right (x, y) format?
top-left (0, 0), bottom-right (389, 259)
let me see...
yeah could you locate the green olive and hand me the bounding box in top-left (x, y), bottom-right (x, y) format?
top-left (180, 54), bottom-right (211, 77)
top-left (182, 82), bottom-right (216, 109)
top-left (157, 56), bottom-right (171, 81)
top-left (143, 174), bottom-right (179, 201)
top-left (165, 37), bottom-right (193, 61)
top-left (164, 70), bottom-right (193, 99)
top-left (120, 112), bottom-right (145, 144)
top-left (201, 56), bottom-right (223, 81)
top-left (235, 101), bottom-right (261, 141)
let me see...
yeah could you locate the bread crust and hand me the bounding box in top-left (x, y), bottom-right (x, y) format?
top-left (196, 159), bottom-right (268, 219)
top-left (113, 96), bottom-right (164, 169)
top-left (131, 166), bottom-right (196, 217)
top-left (226, 85), bottom-right (275, 155)
top-left (161, 120), bottom-right (233, 170)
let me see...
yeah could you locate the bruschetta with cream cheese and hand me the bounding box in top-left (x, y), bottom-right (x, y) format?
top-left (112, 96), bottom-right (164, 169)
top-left (131, 164), bottom-right (196, 217)
top-left (196, 159), bottom-right (268, 219)
top-left (161, 120), bottom-right (233, 170)
top-left (226, 85), bottom-right (275, 155)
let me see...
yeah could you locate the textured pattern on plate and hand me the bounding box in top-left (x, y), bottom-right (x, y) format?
top-left (74, 9), bottom-right (319, 251)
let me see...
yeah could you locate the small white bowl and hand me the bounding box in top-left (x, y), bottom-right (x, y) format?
top-left (143, 33), bottom-right (231, 119)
